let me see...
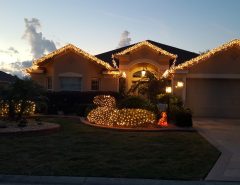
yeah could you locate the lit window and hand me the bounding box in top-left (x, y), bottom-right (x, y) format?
top-left (47, 77), bottom-right (52, 90)
top-left (60, 77), bottom-right (82, 91)
top-left (91, 79), bottom-right (100, 91)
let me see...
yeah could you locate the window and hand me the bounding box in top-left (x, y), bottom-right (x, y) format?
top-left (91, 79), bottom-right (100, 91)
top-left (47, 77), bottom-right (52, 90)
top-left (60, 77), bottom-right (82, 91)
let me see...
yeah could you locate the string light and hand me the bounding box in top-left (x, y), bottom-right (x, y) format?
top-left (87, 95), bottom-right (156, 128)
top-left (93, 95), bottom-right (116, 108)
top-left (114, 40), bottom-right (177, 59)
top-left (168, 39), bottom-right (240, 75)
top-left (26, 44), bottom-right (114, 73)
top-left (0, 101), bottom-right (36, 117)
top-left (0, 102), bottom-right (9, 117)
top-left (87, 107), bottom-right (156, 128)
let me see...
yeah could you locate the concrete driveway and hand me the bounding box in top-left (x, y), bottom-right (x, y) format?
top-left (193, 118), bottom-right (240, 181)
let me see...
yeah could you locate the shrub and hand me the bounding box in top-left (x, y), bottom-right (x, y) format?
top-left (87, 107), bottom-right (156, 128)
top-left (157, 93), bottom-right (183, 107)
top-left (118, 96), bottom-right (157, 114)
top-left (93, 95), bottom-right (116, 107)
top-left (46, 91), bottom-right (121, 115)
top-left (175, 108), bottom-right (192, 127)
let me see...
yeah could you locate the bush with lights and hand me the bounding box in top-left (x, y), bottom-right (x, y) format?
top-left (87, 95), bottom-right (156, 128)
top-left (0, 100), bottom-right (36, 118)
top-left (0, 78), bottom-right (45, 121)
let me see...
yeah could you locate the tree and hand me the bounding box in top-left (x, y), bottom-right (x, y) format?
top-left (0, 78), bottom-right (46, 120)
top-left (127, 72), bottom-right (169, 103)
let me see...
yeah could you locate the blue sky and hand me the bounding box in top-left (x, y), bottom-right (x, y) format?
top-left (0, 0), bottom-right (240, 76)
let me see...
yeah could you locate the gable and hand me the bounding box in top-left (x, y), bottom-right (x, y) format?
top-left (27, 44), bottom-right (113, 74)
top-left (189, 46), bottom-right (240, 74)
top-left (115, 41), bottom-right (177, 59)
top-left (52, 50), bottom-right (106, 74)
top-left (96, 40), bottom-right (198, 67)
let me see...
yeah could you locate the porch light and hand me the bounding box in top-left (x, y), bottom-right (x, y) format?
top-left (165, 86), bottom-right (172, 94)
top-left (177, 81), bottom-right (184, 88)
top-left (122, 72), bottom-right (126, 78)
top-left (141, 69), bottom-right (146, 77)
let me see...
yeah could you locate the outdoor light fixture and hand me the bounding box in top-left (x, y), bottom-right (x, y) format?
top-left (177, 81), bottom-right (184, 88)
top-left (141, 69), bottom-right (146, 77)
top-left (122, 71), bottom-right (126, 78)
top-left (165, 86), bottom-right (172, 94)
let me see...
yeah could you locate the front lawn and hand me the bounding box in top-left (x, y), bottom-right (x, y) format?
top-left (0, 117), bottom-right (220, 180)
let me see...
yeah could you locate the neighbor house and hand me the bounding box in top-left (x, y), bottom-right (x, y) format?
top-left (26, 39), bottom-right (240, 118)
top-left (0, 71), bottom-right (16, 87)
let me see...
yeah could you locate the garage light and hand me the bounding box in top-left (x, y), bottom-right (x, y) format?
top-left (177, 81), bottom-right (184, 88)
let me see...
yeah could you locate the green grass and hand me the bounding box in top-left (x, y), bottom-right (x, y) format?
top-left (0, 117), bottom-right (220, 180)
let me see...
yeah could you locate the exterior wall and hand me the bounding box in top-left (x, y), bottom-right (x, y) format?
top-left (31, 50), bottom-right (118, 92)
top-left (188, 47), bottom-right (240, 74)
top-left (118, 46), bottom-right (171, 90)
top-left (31, 74), bottom-right (46, 88)
top-left (172, 47), bottom-right (240, 118)
top-left (101, 76), bottom-right (119, 91)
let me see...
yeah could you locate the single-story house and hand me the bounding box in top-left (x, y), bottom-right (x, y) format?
top-left (26, 39), bottom-right (240, 118)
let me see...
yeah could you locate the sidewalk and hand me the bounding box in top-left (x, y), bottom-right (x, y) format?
top-left (1, 175), bottom-right (240, 185)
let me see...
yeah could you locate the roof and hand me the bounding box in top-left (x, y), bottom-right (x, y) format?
top-left (0, 71), bottom-right (16, 83)
top-left (95, 40), bottom-right (199, 67)
top-left (115, 40), bottom-right (177, 59)
top-left (168, 39), bottom-right (240, 74)
top-left (30, 44), bottom-right (113, 71)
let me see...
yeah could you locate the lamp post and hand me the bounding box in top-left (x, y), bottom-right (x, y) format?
top-left (165, 86), bottom-right (172, 122)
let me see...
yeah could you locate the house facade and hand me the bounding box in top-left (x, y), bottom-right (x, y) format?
top-left (26, 39), bottom-right (240, 118)
top-left (169, 39), bottom-right (240, 118)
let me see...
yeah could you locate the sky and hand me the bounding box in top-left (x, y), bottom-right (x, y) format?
top-left (0, 0), bottom-right (240, 77)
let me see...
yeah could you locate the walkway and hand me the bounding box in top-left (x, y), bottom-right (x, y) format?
top-left (194, 118), bottom-right (240, 181)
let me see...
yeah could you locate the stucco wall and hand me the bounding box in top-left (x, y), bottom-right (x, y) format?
top-left (188, 47), bottom-right (240, 74)
top-left (172, 46), bottom-right (240, 118)
top-left (118, 46), bottom-right (171, 90)
top-left (31, 50), bottom-right (118, 92)
top-left (31, 74), bottom-right (46, 88)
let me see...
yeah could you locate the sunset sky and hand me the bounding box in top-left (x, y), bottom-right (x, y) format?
top-left (0, 0), bottom-right (240, 77)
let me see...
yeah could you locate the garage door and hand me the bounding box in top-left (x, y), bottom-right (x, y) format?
top-left (186, 79), bottom-right (240, 118)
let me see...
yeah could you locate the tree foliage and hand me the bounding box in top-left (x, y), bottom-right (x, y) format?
top-left (0, 78), bottom-right (46, 120)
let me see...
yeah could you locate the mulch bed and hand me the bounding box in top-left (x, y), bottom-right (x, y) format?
top-left (0, 120), bottom-right (60, 134)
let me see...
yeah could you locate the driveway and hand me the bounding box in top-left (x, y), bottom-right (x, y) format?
top-left (193, 118), bottom-right (240, 181)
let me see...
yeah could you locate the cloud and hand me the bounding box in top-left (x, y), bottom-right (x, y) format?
top-left (118, 30), bottom-right (131, 48)
top-left (22, 18), bottom-right (56, 59)
top-left (0, 47), bottom-right (19, 55)
top-left (0, 60), bottom-right (32, 78)
top-left (8, 47), bottom-right (19, 54)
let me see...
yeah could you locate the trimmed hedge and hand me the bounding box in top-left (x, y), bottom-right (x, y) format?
top-left (45, 91), bottom-right (121, 116)
top-left (118, 96), bottom-right (158, 114)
